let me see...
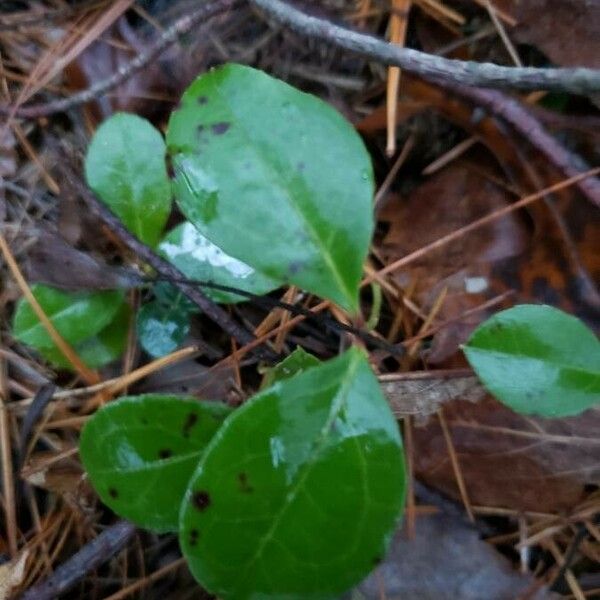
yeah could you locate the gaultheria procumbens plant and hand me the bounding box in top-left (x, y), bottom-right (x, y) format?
top-left (11, 64), bottom-right (599, 599)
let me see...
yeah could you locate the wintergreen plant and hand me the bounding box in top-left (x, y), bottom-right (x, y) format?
top-left (11, 63), bottom-right (600, 599)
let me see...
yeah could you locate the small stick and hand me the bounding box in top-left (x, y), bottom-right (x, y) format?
top-left (19, 520), bottom-right (136, 600)
top-left (250, 0), bottom-right (600, 95)
top-left (443, 83), bottom-right (600, 208)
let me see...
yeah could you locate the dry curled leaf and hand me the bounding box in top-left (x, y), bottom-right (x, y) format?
top-left (25, 229), bottom-right (143, 291)
top-left (380, 370), bottom-right (485, 418)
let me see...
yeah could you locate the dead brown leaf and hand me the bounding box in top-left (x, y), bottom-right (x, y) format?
top-left (380, 370), bottom-right (485, 418)
top-left (494, 0), bottom-right (600, 70)
top-left (25, 229), bottom-right (143, 291)
top-left (413, 397), bottom-right (600, 512)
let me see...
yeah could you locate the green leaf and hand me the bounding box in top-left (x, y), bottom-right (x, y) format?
top-left (85, 113), bottom-right (172, 247)
top-left (179, 347), bottom-right (406, 599)
top-left (41, 300), bottom-right (130, 369)
top-left (13, 284), bottom-right (124, 351)
top-left (166, 64), bottom-right (374, 313)
top-left (159, 221), bottom-right (281, 304)
top-left (80, 394), bottom-right (232, 532)
top-left (261, 347), bottom-right (320, 388)
top-left (463, 304), bottom-right (600, 417)
top-left (137, 297), bottom-right (191, 358)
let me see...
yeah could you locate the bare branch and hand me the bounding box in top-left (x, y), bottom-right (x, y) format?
top-left (249, 0), bottom-right (600, 95)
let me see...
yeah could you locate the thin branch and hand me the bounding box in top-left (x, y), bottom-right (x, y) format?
top-left (249, 0), bottom-right (600, 95)
top-left (152, 275), bottom-right (405, 358)
top-left (59, 163), bottom-right (272, 360)
top-left (1, 0), bottom-right (239, 118)
top-left (19, 520), bottom-right (136, 600)
top-left (442, 82), bottom-right (600, 208)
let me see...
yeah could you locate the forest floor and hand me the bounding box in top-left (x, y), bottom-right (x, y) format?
top-left (0, 0), bottom-right (599, 598)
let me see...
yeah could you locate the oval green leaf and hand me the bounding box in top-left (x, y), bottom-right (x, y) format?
top-left (179, 347), bottom-right (406, 599)
top-left (13, 284), bottom-right (124, 350)
top-left (80, 394), bottom-right (232, 532)
top-left (159, 221), bottom-right (280, 304)
top-left (85, 112), bottom-right (171, 247)
top-left (166, 64), bottom-right (374, 313)
top-left (463, 304), bottom-right (600, 417)
top-left (41, 300), bottom-right (130, 369)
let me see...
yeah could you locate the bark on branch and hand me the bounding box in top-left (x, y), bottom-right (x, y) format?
top-left (249, 0), bottom-right (600, 95)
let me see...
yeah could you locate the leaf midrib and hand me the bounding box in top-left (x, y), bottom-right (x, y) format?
top-left (208, 74), bottom-right (356, 310)
top-left (467, 346), bottom-right (600, 377)
top-left (236, 351), bottom-right (362, 592)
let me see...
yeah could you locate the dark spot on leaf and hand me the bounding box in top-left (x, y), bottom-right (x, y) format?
top-left (108, 487), bottom-right (118, 499)
top-left (140, 417), bottom-right (149, 425)
top-left (197, 124), bottom-right (205, 134)
top-left (237, 472), bottom-right (254, 493)
top-left (211, 122), bottom-right (230, 135)
top-left (372, 555), bottom-right (382, 565)
top-left (297, 161), bottom-right (305, 172)
top-left (192, 490), bottom-right (211, 511)
top-left (288, 261), bottom-right (303, 275)
top-left (158, 448), bottom-right (172, 459)
top-left (189, 528), bottom-right (200, 546)
top-left (197, 96), bottom-right (208, 105)
top-left (182, 412), bottom-right (198, 437)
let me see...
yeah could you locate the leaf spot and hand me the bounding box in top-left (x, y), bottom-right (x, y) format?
top-left (211, 122), bottom-right (230, 135)
top-left (197, 96), bottom-right (208, 105)
top-left (182, 412), bottom-right (199, 438)
top-left (189, 528), bottom-right (200, 546)
top-left (108, 487), bottom-right (119, 499)
top-left (158, 448), bottom-right (172, 459)
top-left (237, 472), bottom-right (254, 493)
top-left (288, 261), bottom-right (303, 275)
top-left (192, 490), bottom-right (211, 511)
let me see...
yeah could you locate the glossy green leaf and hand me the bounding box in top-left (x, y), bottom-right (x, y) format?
top-left (180, 347), bottom-right (406, 600)
top-left (80, 394), bottom-right (232, 532)
top-left (41, 300), bottom-right (130, 369)
top-left (159, 221), bottom-right (280, 304)
top-left (85, 113), bottom-right (171, 247)
top-left (13, 284), bottom-right (123, 350)
top-left (137, 297), bottom-right (191, 358)
top-left (166, 64), bottom-right (374, 313)
top-left (261, 347), bottom-right (320, 389)
top-left (464, 304), bottom-right (600, 417)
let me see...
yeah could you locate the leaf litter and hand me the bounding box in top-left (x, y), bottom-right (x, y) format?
top-left (1, 0), bottom-right (599, 598)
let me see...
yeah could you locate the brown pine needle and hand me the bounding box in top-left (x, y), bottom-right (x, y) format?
top-left (366, 168), bottom-right (600, 283)
top-left (438, 407), bottom-right (475, 521)
top-left (386, 0), bottom-right (411, 156)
